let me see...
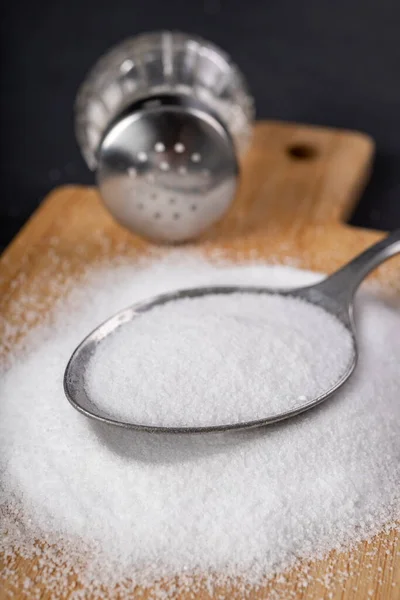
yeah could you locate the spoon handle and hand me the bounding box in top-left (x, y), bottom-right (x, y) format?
top-left (307, 229), bottom-right (400, 309)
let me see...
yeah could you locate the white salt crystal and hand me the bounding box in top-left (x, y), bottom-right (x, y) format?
top-left (1, 253), bottom-right (399, 598)
top-left (86, 293), bottom-right (353, 427)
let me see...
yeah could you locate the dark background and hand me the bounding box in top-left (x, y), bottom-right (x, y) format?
top-left (1, 0), bottom-right (400, 251)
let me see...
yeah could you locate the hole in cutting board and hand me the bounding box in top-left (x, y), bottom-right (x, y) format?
top-left (287, 143), bottom-right (317, 160)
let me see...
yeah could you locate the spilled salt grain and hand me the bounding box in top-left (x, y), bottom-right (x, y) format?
top-left (86, 293), bottom-right (353, 427)
top-left (1, 253), bottom-right (399, 598)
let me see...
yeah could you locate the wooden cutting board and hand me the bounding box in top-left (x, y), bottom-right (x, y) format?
top-left (1, 121), bottom-right (399, 599)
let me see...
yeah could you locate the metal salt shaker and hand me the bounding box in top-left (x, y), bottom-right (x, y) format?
top-left (75, 31), bottom-right (254, 243)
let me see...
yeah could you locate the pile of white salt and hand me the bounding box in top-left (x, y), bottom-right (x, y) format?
top-left (1, 253), bottom-right (399, 598)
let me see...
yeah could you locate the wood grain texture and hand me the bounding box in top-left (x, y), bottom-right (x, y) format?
top-left (1, 121), bottom-right (399, 599)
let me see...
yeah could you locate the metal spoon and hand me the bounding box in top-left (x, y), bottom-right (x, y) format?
top-left (64, 229), bottom-right (400, 433)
